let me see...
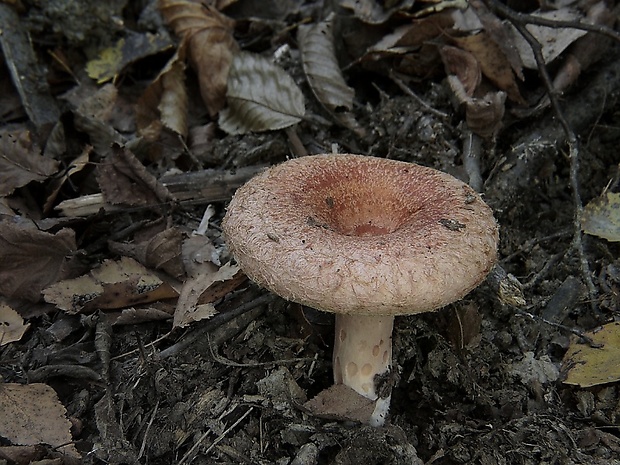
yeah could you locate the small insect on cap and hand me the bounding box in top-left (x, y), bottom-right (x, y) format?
top-left (222, 154), bottom-right (498, 316)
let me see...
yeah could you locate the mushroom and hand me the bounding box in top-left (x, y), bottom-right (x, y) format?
top-left (222, 154), bottom-right (498, 426)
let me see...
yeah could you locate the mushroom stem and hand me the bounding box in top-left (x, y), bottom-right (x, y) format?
top-left (333, 313), bottom-right (394, 426)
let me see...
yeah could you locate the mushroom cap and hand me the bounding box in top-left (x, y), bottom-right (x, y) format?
top-left (222, 154), bottom-right (498, 316)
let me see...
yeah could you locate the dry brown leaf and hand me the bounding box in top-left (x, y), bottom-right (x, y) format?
top-left (298, 15), bottom-right (364, 136)
top-left (552, 2), bottom-right (614, 93)
top-left (43, 145), bottom-right (91, 214)
top-left (0, 445), bottom-right (45, 464)
top-left (304, 384), bottom-right (375, 423)
top-left (340, 0), bottom-right (415, 24)
top-left (445, 303), bottom-right (482, 349)
top-left (109, 226), bottom-right (186, 280)
top-left (174, 248), bottom-right (240, 328)
top-left (96, 143), bottom-right (174, 207)
top-left (465, 90), bottom-right (506, 139)
top-left (159, 0), bottom-right (238, 117)
top-left (61, 83), bottom-right (125, 157)
top-left (136, 46), bottom-right (188, 141)
top-left (364, 11), bottom-right (453, 59)
top-left (0, 303), bottom-right (30, 345)
top-left (467, 0), bottom-right (524, 80)
top-left (506, 8), bottom-right (588, 69)
top-left (0, 222), bottom-right (76, 302)
top-left (104, 303), bottom-right (175, 326)
top-left (0, 129), bottom-right (59, 196)
top-left (0, 383), bottom-right (80, 458)
top-left (439, 44), bottom-right (481, 97)
top-left (43, 256), bottom-right (179, 314)
top-left (219, 52), bottom-right (305, 135)
top-left (452, 33), bottom-right (525, 104)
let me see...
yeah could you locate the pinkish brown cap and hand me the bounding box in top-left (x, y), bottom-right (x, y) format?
top-left (222, 154), bottom-right (498, 316)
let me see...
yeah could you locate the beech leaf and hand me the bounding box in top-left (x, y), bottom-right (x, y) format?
top-left (507, 8), bottom-right (588, 69)
top-left (0, 129), bottom-right (59, 196)
top-left (219, 52), bottom-right (305, 134)
top-left (136, 47), bottom-right (188, 140)
top-left (159, 0), bottom-right (238, 116)
top-left (0, 223), bottom-right (76, 302)
top-left (298, 15), bottom-right (363, 135)
top-left (43, 256), bottom-right (179, 314)
top-left (0, 383), bottom-right (80, 458)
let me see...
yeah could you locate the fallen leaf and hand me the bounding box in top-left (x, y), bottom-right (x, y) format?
top-left (136, 46), bottom-right (188, 141)
top-left (159, 0), bottom-right (238, 116)
top-left (85, 32), bottom-right (173, 84)
top-left (174, 260), bottom-right (240, 328)
top-left (464, 90), bottom-right (506, 139)
top-left (0, 383), bottom-right (80, 458)
top-left (0, 129), bottom-right (59, 196)
top-left (108, 226), bottom-right (186, 280)
top-left (510, 351), bottom-right (559, 385)
top-left (96, 143), bottom-right (174, 207)
top-left (61, 83), bottom-right (125, 157)
top-left (43, 256), bottom-right (179, 314)
top-left (452, 32), bottom-right (525, 103)
top-left (105, 303), bottom-right (175, 326)
top-left (506, 8), bottom-right (588, 69)
top-left (43, 145), bottom-right (91, 214)
top-left (340, 0), bottom-right (415, 24)
top-left (581, 191), bottom-right (620, 242)
top-left (363, 11), bottom-right (454, 60)
top-left (219, 52), bottom-right (305, 135)
top-left (303, 384), bottom-right (375, 423)
top-left (0, 222), bottom-right (76, 302)
top-left (0, 303), bottom-right (30, 345)
top-left (562, 322), bottom-right (620, 387)
top-left (466, 0), bottom-right (524, 80)
top-left (439, 44), bottom-right (481, 97)
top-left (298, 14), bottom-right (364, 136)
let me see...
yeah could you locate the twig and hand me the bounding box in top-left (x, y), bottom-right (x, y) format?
top-left (204, 407), bottom-right (254, 455)
top-left (388, 70), bottom-right (450, 119)
top-left (514, 306), bottom-right (596, 346)
top-left (462, 130), bottom-right (483, 192)
top-left (177, 407), bottom-right (254, 465)
top-left (138, 400), bottom-right (159, 459)
top-left (484, 0), bottom-right (620, 43)
top-left (488, 0), bottom-right (598, 311)
top-left (158, 293), bottom-right (275, 359)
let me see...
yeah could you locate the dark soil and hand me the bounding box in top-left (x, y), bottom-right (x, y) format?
top-left (1, 1), bottom-right (620, 464)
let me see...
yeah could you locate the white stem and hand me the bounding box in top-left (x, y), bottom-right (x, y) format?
top-left (333, 314), bottom-right (394, 426)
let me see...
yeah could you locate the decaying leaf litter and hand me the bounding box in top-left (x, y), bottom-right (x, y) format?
top-left (1, 0), bottom-right (620, 463)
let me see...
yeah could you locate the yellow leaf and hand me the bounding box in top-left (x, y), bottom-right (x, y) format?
top-left (562, 322), bottom-right (620, 387)
top-left (581, 191), bottom-right (620, 242)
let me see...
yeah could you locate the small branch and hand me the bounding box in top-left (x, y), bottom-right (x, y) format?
top-left (490, 0), bottom-right (598, 311)
top-left (484, 0), bottom-right (620, 42)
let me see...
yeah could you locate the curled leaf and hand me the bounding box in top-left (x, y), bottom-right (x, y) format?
top-left (136, 46), bottom-right (188, 140)
top-left (298, 15), bottom-right (363, 135)
top-left (0, 129), bottom-right (59, 196)
top-left (159, 0), bottom-right (238, 116)
top-left (219, 52), bottom-right (305, 134)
